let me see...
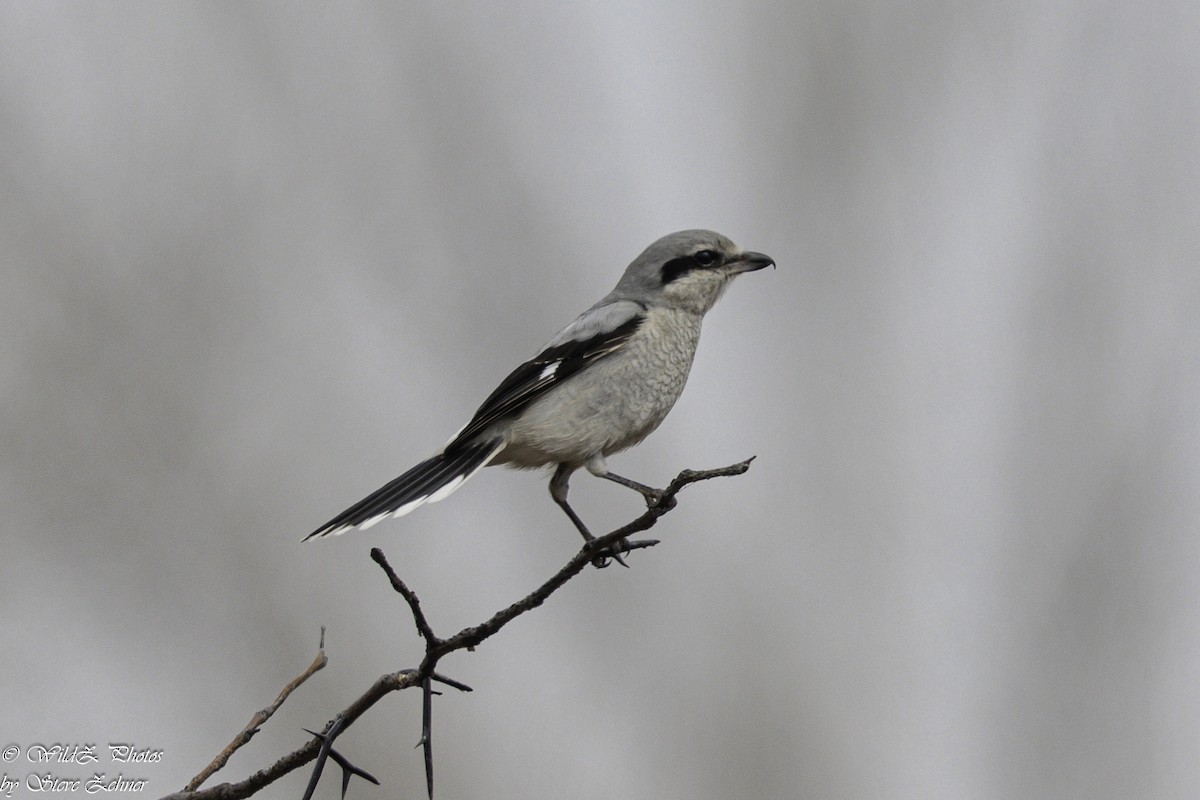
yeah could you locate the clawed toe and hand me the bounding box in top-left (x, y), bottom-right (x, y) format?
top-left (643, 489), bottom-right (675, 510)
top-left (589, 539), bottom-right (630, 569)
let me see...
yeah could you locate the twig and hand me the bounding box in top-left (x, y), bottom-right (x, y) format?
top-left (371, 550), bottom-right (438, 643)
top-left (183, 628), bottom-right (329, 792)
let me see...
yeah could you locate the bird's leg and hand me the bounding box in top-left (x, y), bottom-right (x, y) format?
top-left (598, 471), bottom-right (676, 511)
top-left (550, 464), bottom-right (627, 568)
top-left (550, 464), bottom-right (593, 541)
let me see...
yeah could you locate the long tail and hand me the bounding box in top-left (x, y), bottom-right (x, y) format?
top-left (304, 438), bottom-right (503, 540)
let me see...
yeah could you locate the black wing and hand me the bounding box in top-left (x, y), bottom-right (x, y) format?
top-left (446, 312), bottom-right (644, 451)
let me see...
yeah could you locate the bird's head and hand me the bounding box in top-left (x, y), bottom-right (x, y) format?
top-left (613, 229), bottom-right (774, 315)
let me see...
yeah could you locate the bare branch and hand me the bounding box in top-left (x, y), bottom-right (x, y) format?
top-left (370, 549), bottom-right (438, 642)
top-left (183, 629), bottom-right (329, 792)
top-left (159, 671), bottom-right (418, 800)
top-left (162, 458), bottom-right (754, 800)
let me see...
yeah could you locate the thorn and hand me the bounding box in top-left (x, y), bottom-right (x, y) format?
top-left (299, 716), bottom-right (349, 800)
top-left (326, 748), bottom-right (380, 798)
top-left (430, 672), bottom-right (473, 693)
top-left (422, 675), bottom-right (435, 799)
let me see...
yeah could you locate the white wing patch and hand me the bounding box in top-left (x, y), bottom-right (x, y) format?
top-left (538, 361), bottom-right (560, 381)
top-left (426, 474), bottom-right (466, 503)
top-left (390, 495), bottom-right (430, 519)
top-left (428, 446), bottom-right (497, 503)
top-left (360, 512), bottom-right (391, 531)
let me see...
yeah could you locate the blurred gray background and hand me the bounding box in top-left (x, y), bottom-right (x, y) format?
top-left (3, 3), bottom-right (1199, 799)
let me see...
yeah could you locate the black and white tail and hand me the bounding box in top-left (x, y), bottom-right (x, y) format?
top-left (304, 438), bottom-right (503, 540)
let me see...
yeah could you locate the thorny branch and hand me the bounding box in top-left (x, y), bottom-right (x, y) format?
top-left (160, 457), bottom-right (754, 800)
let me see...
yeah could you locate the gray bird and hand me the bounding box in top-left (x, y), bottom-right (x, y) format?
top-left (305, 229), bottom-right (773, 543)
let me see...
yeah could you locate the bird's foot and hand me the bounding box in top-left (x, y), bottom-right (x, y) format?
top-left (590, 537), bottom-right (631, 569)
top-left (642, 487), bottom-right (677, 511)
top-left (586, 537), bottom-right (660, 568)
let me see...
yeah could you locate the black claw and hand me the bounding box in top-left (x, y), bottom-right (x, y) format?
top-left (588, 537), bottom-right (641, 568)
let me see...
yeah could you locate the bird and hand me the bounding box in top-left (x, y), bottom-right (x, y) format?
top-left (305, 229), bottom-right (773, 545)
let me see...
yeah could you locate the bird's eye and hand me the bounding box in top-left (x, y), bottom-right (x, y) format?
top-left (693, 249), bottom-right (719, 266)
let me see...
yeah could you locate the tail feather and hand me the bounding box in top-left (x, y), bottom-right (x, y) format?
top-left (304, 439), bottom-right (503, 540)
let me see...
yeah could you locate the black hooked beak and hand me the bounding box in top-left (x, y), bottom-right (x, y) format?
top-left (728, 251), bottom-right (775, 273)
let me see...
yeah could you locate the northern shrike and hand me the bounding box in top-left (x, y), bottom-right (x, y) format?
top-left (305, 229), bottom-right (773, 543)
